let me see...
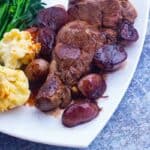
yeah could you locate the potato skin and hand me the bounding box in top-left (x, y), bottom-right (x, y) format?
top-left (94, 44), bottom-right (127, 71)
top-left (62, 101), bottom-right (100, 127)
top-left (25, 59), bottom-right (49, 83)
top-left (78, 74), bottom-right (106, 100)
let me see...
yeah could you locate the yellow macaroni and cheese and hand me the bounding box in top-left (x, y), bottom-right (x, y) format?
top-left (0, 29), bottom-right (41, 69)
top-left (0, 65), bottom-right (30, 112)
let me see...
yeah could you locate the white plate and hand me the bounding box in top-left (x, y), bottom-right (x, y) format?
top-left (0, 0), bottom-right (149, 148)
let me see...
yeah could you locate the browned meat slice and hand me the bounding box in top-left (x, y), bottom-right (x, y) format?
top-left (57, 20), bottom-right (103, 51)
top-left (100, 0), bottom-right (122, 28)
top-left (68, 0), bottom-right (122, 28)
top-left (36, 73), bottom-right (71, 112)
top-left (54, 43), bottom-right (92, 86)
top-left (68, 0), bottom-right (137, 28)
top-left (56, 21), bottom-right (105, 86)
top-left (100, 28), bottom-right (118, 44)
top-left (37, 7), bottom-right (68, 32)
top-left (68, 0), bottom-right (103, 26)
top-left (119, 0), bottom-right (137, 23)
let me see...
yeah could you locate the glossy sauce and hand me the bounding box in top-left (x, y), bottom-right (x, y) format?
top-left (25, 90), bottom-right (38, 106)
top-left (48, 108), bottom-right (63, 118)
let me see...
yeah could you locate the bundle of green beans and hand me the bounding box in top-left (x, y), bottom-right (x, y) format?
top-left (0, 0), bottom-right (45, 39)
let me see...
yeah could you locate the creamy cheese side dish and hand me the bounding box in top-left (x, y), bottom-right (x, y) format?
top-left (0, 29), bottom-right (41, 69)
top-left (0, 65), bottom-right (30, 112)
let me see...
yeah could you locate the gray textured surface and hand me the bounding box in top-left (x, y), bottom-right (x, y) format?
top-left (0, 18), bottom-right (150, 150)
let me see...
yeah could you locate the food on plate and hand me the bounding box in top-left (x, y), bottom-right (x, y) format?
top-left (0, 0), bottom-right (139, 127)
top-left (118, 20), bottom-right (139, 45)
top-left (54, 43), bottom-right (92, 86)
top-left (68, 0), bottom-right (137, 28)
top-left (68, 0), bottom-right (103, 26)
top-left (27, 27), bottom-right (56, 61)
top-left (57, 20), bottom-right (102, 50)
top-left (78, 74), bottom-right (106, 100)
top-left (94, 44), bottom-right (127, 71)
top-left (26, 27), bottom-right (39, 42)
top-left (0, 65), bottom-right (30, 112)
top-left (100, 0), bottom-right (122, 28)
top-left (35, 6), bottom-right (69, 61)
top-left (36, 73), bottom-right (71, 112)
top-left (37, 6), bottom-right (68, 32)
top-left (71, 86), bottom-right (84, 99)
top-left (0, 0), bottom-right (44, 39)
top-left (119, 0), bottom-right (137, 23)
top-left (0, 29), bottom-right (41, 69)
top-left (100, 28), bottom-right (118, 44)
top-left (25, 59), bottom-right (49, 84)
top-left (62, 101), bottom-right (100, 127)
top-left (38, 27), bottom-right (56, 60)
